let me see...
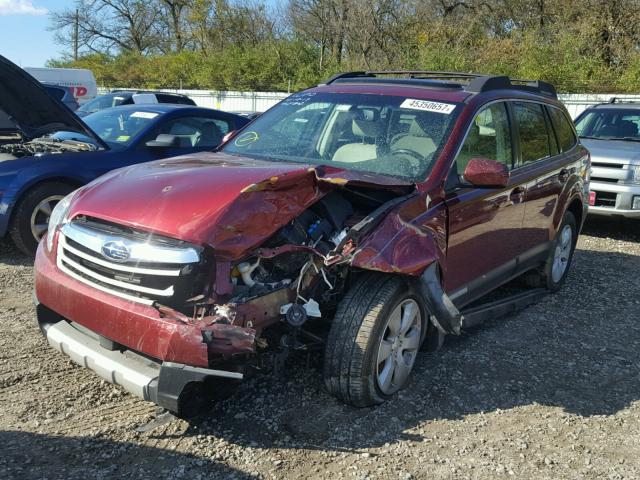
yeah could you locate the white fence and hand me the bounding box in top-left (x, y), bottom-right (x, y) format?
top-left (558, 94), bottom-right (640, 118)
top-left (100, 88), bottom-right (640, 117)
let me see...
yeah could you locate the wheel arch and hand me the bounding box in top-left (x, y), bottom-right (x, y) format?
top-left (566, 196), bottom-right (585, 232)
top-left (7, 175), bottom-right (86, 228)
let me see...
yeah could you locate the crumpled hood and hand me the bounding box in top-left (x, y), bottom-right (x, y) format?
top-left (581, 138), bottom-right (640, 164)
top-left (0, 55), bottom-right (101, 142)
top-left (69, 152), bottom-right (413, 259)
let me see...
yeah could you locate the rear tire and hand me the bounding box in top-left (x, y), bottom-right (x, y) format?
top-left (525, 211), bottom-right (577, 291)
top-left (323, 274), bottom-right (427, 407)
top-left (9, 182), bottom-right (74, 256)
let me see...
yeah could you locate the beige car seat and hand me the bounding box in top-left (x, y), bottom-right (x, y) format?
top-left (390, 119), bottom-right (436, 158)
top-left (332, 111), bottom-right (382, 163)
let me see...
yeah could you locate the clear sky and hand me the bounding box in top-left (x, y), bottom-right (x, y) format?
top-left (0, 0), bottom-right (70, 67)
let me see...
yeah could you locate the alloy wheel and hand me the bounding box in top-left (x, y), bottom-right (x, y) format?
top-left (376, 299), bottom-right (422, 395)
top-left (551, 224), bottom-right (573, 283)
top-left (30, 195), bottom-right (64, 242)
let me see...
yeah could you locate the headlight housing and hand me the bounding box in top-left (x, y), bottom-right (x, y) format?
top-left (633, 165), bottom-right (640, 183)
top-left (46, 190), bottom-right (77, 252)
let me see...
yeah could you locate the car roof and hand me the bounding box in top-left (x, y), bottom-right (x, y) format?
top-left (589, 102), bottom-right (640, 110)
top-left (109, 90), bottom-right (191, 98)
top-left (94, 103), bottom-right (236, 115)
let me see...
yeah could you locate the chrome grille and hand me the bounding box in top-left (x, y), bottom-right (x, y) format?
top-left (591, 160), bottom-right (634, 185)
top-left (57, 222), bottom-right (202, 306)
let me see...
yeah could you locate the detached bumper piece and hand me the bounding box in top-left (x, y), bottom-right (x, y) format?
top-left (43, 320), bottom-right (242, 414)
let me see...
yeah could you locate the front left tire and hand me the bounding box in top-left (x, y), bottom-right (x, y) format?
top-left (9, 182), bottom-right (74, 256)
top-left (323, 273), bottom-right (427, 407)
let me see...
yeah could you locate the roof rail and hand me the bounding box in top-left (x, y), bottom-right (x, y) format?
top-left (321, 70), bottom-right (557, 98)
top-left (320, 71), bottom-right (373, 85)
top-left (609, 97), bottom-right (640, 104)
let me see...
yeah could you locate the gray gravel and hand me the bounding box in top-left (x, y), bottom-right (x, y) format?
top-left (1, 217), bottom-right (639, 479)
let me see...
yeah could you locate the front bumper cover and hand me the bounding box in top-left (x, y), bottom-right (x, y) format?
top-left (590, 181), bottom-right (640, 218)
top-left (41, 317), bottom-right (242, 413)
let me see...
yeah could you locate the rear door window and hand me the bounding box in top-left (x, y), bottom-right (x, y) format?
top-left (548, 107), bottom-right (577, 152)
top-left (513, 102), bottom-right (553, 166)
top-left (454, 102), bottom-right (513, 176)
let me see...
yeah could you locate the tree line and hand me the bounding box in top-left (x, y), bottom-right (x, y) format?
top-left (48, 0), bottom-right (640, 93)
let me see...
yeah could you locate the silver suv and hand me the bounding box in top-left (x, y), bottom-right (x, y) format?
top-left (575, 99), bottom-right (640, 219)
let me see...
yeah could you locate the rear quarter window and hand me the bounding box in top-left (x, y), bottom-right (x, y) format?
top-left (548, 107), bottom-right (577, 152)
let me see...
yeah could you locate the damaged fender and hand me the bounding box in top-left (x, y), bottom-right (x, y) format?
top-left (350, 197), bottom-right (462, 335)
top-left (413, 263), bottom-right (463, 336)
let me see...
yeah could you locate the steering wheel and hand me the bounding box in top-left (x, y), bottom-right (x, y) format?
top-left (390, 148), bottom-right (427, 177)
top-left (392, 148), bottom-right (424, 163)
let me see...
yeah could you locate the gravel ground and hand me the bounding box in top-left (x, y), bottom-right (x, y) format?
top-left (1, 217), bottom-right (639, 479)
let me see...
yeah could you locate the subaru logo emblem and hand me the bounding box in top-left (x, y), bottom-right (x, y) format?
top-left (101, 241), bottom-right (130, 262)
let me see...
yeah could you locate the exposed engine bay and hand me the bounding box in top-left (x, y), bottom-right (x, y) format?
top-left (155, 184), bottom-right (416, 368)
top-left (229, 191), bottom-right (354, 300)
top-left (0, 137), bottom-right (96, 161)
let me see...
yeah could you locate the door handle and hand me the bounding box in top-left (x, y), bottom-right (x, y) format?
top-left (510, 186), bottom-right (525, 204)
top-left (558, 169), bottom-right (569, 182)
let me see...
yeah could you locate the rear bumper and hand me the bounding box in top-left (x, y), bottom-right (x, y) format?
top-left (40, 318), bottom-right (242, 413)
top-left (589, 181), bottom-right (640, 218)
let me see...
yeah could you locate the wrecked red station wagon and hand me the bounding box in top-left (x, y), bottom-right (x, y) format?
top-left (34, 71), bottom-right (590, 415)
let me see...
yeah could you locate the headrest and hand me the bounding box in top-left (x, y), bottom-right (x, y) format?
top-left (618, 120), bottom-right (638, 136)
top-left (407, 118), bottom-right (427, 136)
top-left (351, 108), bottom-right (381, 138)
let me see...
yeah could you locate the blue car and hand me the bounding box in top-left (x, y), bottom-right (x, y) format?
top-left (0, 56), bottom-right (249, 254)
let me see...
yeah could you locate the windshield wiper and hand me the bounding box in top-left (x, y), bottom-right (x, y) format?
top-left (581, 135), bottom-right (640, 142)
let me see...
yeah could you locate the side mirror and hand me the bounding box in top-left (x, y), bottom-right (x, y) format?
top-left (221, 130), bottom-right (238, 145)
top-left (146, 134), bottom-right (179, 148)
top-left (463, 157), bottom-right (510, 187)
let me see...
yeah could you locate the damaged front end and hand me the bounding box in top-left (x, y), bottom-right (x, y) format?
top-left (154, 183), bottom-right (402, 366)
top-left (149, 166), bottom-right (460, 372)
top-left (38, 155), bottom-right (461, 415)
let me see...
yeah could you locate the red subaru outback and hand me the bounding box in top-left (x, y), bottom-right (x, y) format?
top-left (34, 72), bottom-right (590, 415)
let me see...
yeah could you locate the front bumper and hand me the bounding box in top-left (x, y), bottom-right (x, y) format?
top-left (35, 240), bottom-right (251, 412)
top-left (35, 242), bottom-right (212, 367)
top-left (589, 181), bottom-right (640, 219)
top-left (40, 318), bottom-right (241, 413)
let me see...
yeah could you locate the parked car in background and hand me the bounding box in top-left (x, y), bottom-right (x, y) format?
top-left (34, 71), bottom-right (589, 416)
top-left (42, 84), bottom-right (80, 111)
top-left (25, 67), bottom-right (97, 105)
top-left (575, 99), bottom-right (640, 219)
top-left (0, 55), bottom-right (250, 255)
top-left (76, 91), bottom-right (197, 117)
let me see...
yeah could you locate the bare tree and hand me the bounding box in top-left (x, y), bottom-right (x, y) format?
top-left (50, 0), bottom-right (161, 55)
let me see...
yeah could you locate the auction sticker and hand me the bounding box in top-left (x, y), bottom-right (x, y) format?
top-left (400, 99), bottom-right (456, 114)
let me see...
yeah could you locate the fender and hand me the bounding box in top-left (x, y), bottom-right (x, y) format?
top-left (551, 150), bottom-right (590, 232)
top-left (350, 196), bottom-right (462, 335)
top-left (0, 157), bottom-right (95, 236)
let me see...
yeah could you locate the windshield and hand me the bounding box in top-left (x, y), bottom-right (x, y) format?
top-left (78, 93), bottom-right (129, 115)
top-left (81, 108), bottom-right (159, 149)
top-left (222, 92), bottom-right (461, 181)
top-left (575, 108), bottom-right (640, 141)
